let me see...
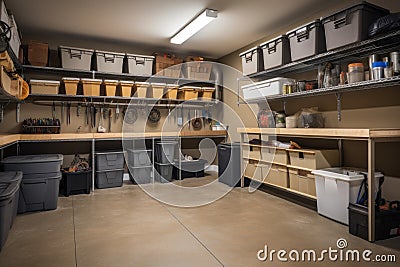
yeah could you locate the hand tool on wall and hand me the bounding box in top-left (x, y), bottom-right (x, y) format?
top-left (85, 104), bottom-right (89, 125)
top-left (0, 103), bottom-right (4, 123)
top-left (108, 108), bottom-right (112, 132)
top-left (98, 107), bottom-right (106, 133)
top-left (115, 104), bottom-right (120, 121)
top-left (17, 103), bottom-right (21, 123)
top-left (67, 102), bottom-right (71, 125)
top-left (51, 102), bottom-right (56, 119)
top-left (187, 108), bottom-right (191, 130)
top-left (177, 106), bottom-right (183, 126)
top-left (77, 103), bottom-right (81, 117)
top-left (61, 102), bottom-right (65, 123)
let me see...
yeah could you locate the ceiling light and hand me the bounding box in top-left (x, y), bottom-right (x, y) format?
top-left (170, 9), bottom-right (218, 45)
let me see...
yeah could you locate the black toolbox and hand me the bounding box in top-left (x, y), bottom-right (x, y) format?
top-left (61, 170), bottom-right (91, 196)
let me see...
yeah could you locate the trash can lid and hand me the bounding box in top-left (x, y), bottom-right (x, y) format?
top-left (0, 171), bottom-right (23, 183)
top-left (1, 154), bottom-right (63, 164)
top-left (0, 180), bottom-right (19, 200)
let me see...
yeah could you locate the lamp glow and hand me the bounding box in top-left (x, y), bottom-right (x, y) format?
top-left (170, 9), bottom-right (217, 45)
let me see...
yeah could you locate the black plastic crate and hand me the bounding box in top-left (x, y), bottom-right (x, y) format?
top-left (129, 166), bottom-right (152, 184)
top-left (95, 151), bottom-right (124, 171)
top-left (173, 159), bottom-right (206, 179)
top-left (155, 163), bottom-right (173, 183)
top-left (95, 169), bottom-right (123, 189)
top-left (61, 170), bottom-right (91, 196)
top-left (348, 203), bottom-right (400, 241)
top-left (260, 35), bottom-right (291, 70)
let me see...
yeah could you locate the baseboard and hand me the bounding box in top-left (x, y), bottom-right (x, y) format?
top-left (205, 164), bottom-right (218, 173)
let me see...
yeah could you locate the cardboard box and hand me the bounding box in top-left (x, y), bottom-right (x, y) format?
top-left (120, 81), bottom-right (134, 97)
top-left (177, 86), bottom-right (199, 100)
top-left (30, 79), bottom-right (60, 95)
top-left (244, 161), bottom-right (263, 181)
top-left (81, 79), bottom-right (101, 96)
top-left (261, 146), bottom-right (288, 165)
top-left (104, 80), bottom-right (118, 97)
top-left (62, 78), bottom-right (80, 95)
top-left (163, 84), bottom-right (178, 99)
top-left (289, 168), bottom-right (316, 196)
top-left (28, 41), bottom-right (48, 67)
top-left (134, 82), bottom-right (149, 98)
top-left (151, 83), bottom-right (165, 99)
top-left (154, 54), bottom-right (182, 78)
top-left (198, 87), bottom-right (215, 99)
top-left (264, 164), bottom-right (288, 188)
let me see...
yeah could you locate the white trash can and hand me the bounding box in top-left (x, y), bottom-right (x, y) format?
top-left (312, 168), bottom-right (383, 225)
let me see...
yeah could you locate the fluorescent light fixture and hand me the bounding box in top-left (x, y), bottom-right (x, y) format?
top-left (170, 9), bottom-right (217, 44)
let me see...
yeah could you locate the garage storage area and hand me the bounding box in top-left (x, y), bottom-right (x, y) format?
top-left (0, 0), bottom-right (400, 266)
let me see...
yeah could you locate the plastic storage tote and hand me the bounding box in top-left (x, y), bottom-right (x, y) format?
top-left (126, 53), bottom-right (154, 76)
top-left (287, 20), bottom-right (326, 61)
top-left (155, 163), bottom-right (173, 183)
top-left (348, 203), bottom-right (400, 241)
top-left (2, 154), bottom-right (63, 174)
top-left (30, 80), bottom-right (60, 95)
top-left (95, 151), bottom-right (124, 171)
top-left (134, 82), bottom-right (149, 98)
top-left (239, 46), bottom-right (261, 76)
top-left (177, 86), bottom-right (200, 100)
top-left (61, 170), bottom-right (91, 196)
top-left (120, 81), bottom-right (134, 97)
top-left (127, 149), bottom-right (152, 167)
top-left (95, 50), bottom-right (125, 73)
top-left (95, 169), bottom-right (123, 189)
top-left (0, 171), bottom-right (22, 228)
top-left (104, 80), bottom-right (118, 96)
top-left (155, 142), bottom-right (177, 164)
top-left (151, 83), bottom-right (166, 99)
top-left (312, 168), bottom-right (383, 225)
top-left (164, 84), bottom-right (178, 99)
top-left (129, 166), bottom-right (152, 184)
top-left (0, 173), bottom-right (21, 250)
top-left (321, 2), bottom-right (389, 51)
top-left (198, 87), bottom-right (215, 100)
top-left (173, 159), bottom-right (206, 179)
top-left (18, 172), bottom-right (62, 213)
top-left (62, 78), bottom-right (80, 95)
top-left (260, 35), bottom-right (291, 70)
top-left (241, 77), bottom-right (295, 100)
top-left (81, 79), bottom-right (101, 96)
top-left (59, 46), bottom-right (94, 71)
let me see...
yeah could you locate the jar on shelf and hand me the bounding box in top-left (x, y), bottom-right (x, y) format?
top-left (348, 63), bottom-right (364, 84)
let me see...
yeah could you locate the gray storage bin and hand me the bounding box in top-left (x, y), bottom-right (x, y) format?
top-left (95, 151), bottom-right (124, 171)
top-left (155, 163), bottom-right (173, 183)
top-left (239, 46), bottom-right (261, 76)
top-left (173, 159), bottom-right (207, 179)
top-left (127, 149), bottom-right (152, 167)
top-left (1, 154), bottom-right (63, 175)
top-left (18, 172), bottom-right (61, 214)
top-left (95, 169), bottom-right (124, 189)
top-left (59, 46), bottom-right (94, 71)
top-left (287, 20), bottom-right (326, 61)
top-left (260, 35), bottom-right (291, 70)
top-left (0, 172), bottom-right (21, 250)
top-left (126, 53), bottom-right (154, 76)
top-left (218, 143), bottom-right (242, 187)
top-left (129, 166), bottom-right (153, 184)
top-left (0, 172), bottom-right (22, 228)
top-left (95, 50), bottom-right (125, 73)
top-left (155, 142), bottom-right (177, 164)
top-left (321, 2), bottom-right (389, 51)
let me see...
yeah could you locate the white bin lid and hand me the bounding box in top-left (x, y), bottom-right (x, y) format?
top-left (81, 78), bottom-right (102, 83)
top-left (1, 154), bottom-right (63, 164)
top-left (59, 45), bottom-right (94, 53)
top-left (241, 77), bottom-right (295, 90)
top-left (126, 53), bottom-right (154, 59)
top-left (104, 79), bottom-right (119, 84)
top-left (95, 50), bottom-right (125, 57)
top-left (119, 80), bottom-right (134, 85)
top-left (312, 168), bottom-right (382, 182)
top-left (62, 77), bottom-right (80, 82)
top-left (151, 83), bottom-right (166, 87)
top-left (135, 82), bottom-right (149, 86)
top-left (239, 46), bottom-right (258, 57)
top-left (30, 79), bottom-right (60, 85)
top-left (0, 171), bottom-right (23, 182)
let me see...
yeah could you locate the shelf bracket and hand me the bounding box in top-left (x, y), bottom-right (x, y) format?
top-left (336, 93), bottom-right (342, 122)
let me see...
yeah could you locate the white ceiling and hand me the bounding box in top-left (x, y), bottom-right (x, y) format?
top-left (3, 0), bottom-right (395, 59)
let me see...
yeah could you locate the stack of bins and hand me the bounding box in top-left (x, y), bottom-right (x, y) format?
top-left (154, 141), bottom-right (177, 183)
top-left (0, 171), bottom-right (22, 251)
top-left (1, 154), bottom-right (63, 213)
top-left (127, 149), bottom-right (153, 184)
top-left (95, 151), bottom-right (124, 189)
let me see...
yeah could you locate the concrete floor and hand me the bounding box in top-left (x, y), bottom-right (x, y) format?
top-left (0, 174), bottom-right (399, 267)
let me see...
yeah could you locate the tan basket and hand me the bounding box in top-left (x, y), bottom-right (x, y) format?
top-left (62, 78), bottom-right (80, 95)
top-left (28, 41), bottom-right (49, 67)
top-left (135, 82), bottom-right (149, 98)
top-left (199, 87), bottom-right (215, 100)
top-left (104, 80), bottom-right (118, 97)
top-left (120, 81), bottom-right (134, 97)
top-left (30, 79), bottom-right (60, 95)
top-left (10, 75), bottom-right (23, 98)
top-left (151, 83), bottom-right (165, 99)
top-left (178, 86), bottom-right (200, 100)
top-left (164, 84), bottom-right (178, 99)
top-left (82, 79), bottom-right (101, 96)
top-left (0, 66), bottom-right (11, 95)
top-left (0, 51), bottom-right (15, 72)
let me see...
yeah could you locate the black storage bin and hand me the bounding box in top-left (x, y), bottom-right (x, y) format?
top-left (61, 170), bottom-right (91, 196)
top-left (18, 172), bottom-right (62, 214)
top-left (0, 172), bottom-right (22, 228)
top-left (239, 46), bottom-right (263, 76)
top-left (95, 151), bottom-right (124, 171)
top-left (155, 142), bottom-right (177, 164)
top-left (129, 166), bottom-right (152, 184)
top-left (173, 159), bottom-right (207, 179)
top-left (348, 203), bottom-right (400, 241)
top-left (1, 154), bottom-right (63, 174)
top-left (127, 149), bottom-right (152, 167)
top-left (218, 143), bottom-right (242, 187)
top-left (95, 169), bottom-right (123, 189)
top-left (155, 163), bottom-right (173, 183)
top-left (321, 1), bottom-right (389, 51)
top-left (0, 172), bottom-right (21, 251)
top-left (260, 35), bottom-right (291, 70)
top-left (287, 20), bottom-right (326, 61)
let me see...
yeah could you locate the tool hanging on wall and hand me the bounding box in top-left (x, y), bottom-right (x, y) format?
top-left (98, 107), bottom-right (106, 133)
top-left (61, 102), bottom-right (65, 123)
top-left (0, 103), bottom-right (4, 123)
top-left (17, 103), bottom-right (21, 123)
top-left (51, 102), bottom-right (56, 119)
top-left (77, 103), bottom-right (81, 117)
top-left (108, 108), bottom-right (112, 132)
top-left (177, 106), bottom-right (183, 126)
top-left (67, 102), bottom-right (71, 125)
top-left (115, 104), bottom-right (120, 121)
top-left (85, 103), bottom-right (89, 125)
top-left (188, 108), bottom-right (191, 130)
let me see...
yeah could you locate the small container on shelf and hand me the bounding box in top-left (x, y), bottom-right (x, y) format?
top-left (164, 84), bottom-right (178, 99)
top-left (120, 81), bottom-right (134, 97)
top-left (95, 50), bottom-right (125, 73)
top-left (198, 87), bottom-right (215, 100)
top-left (104, 80), bottom-right (118, 96)
top-left (81, 78), bottom-right (101, 96)
top-left (372, 61), bottom-right (385, 80)
top-left (62, 77), bottom-right (80, 95)
top-left (28, 41), bottom-right (49, 67)
top-left (59, 46), bottom-right (94, 71)
top-left (239, 46), bottom-right (261, 76)
top-left (30, 79), bottom-right (60, 95)
top-left (260, 35), bottom-right (291, 70)
top-left (348, 63), bottom-right (364, 83)
top-left (151, 83), bottom-right (166, 99)
top-left (177, 86), bottom-right (200, 100)
top-left (126, 53), bottom-right (154, 76)
top-left (134, 82), bottom-right (149, 98)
